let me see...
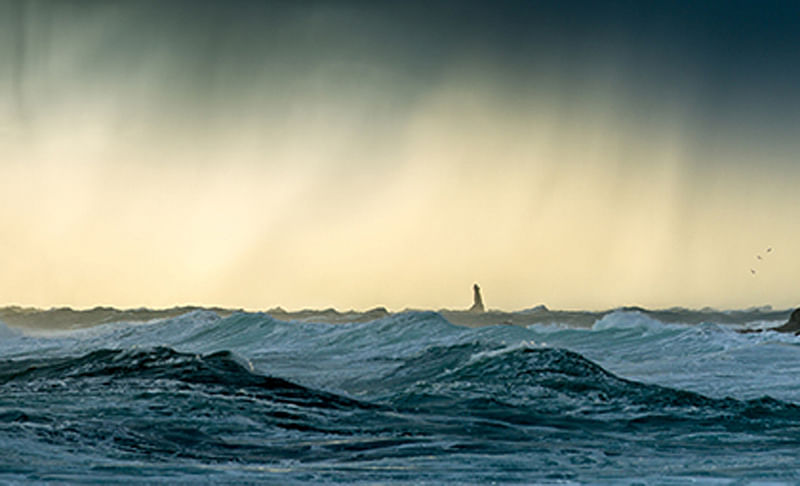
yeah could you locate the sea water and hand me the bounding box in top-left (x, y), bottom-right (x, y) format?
top-left (1, 308), bottom-right (799, 484)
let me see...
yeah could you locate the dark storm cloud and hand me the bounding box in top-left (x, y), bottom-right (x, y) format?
top-left (6, 0), bottom-right (799, 112)
top-left (2, 0), bottom-right (800, 309)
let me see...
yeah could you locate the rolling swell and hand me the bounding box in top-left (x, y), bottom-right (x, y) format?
top-left (0, 347), bottom-right (403, 465)
top-left (4, 342), bottom-right (797, 457)
top-left (3, 310), bottom-right (800, 482)
top-left (380, 343), bottom-right (800, 434)
top-left (0, 347), bottom-right (363, 410)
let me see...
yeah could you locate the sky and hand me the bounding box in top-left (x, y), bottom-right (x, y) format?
top-left (1, 0), bottom-right (799, 311)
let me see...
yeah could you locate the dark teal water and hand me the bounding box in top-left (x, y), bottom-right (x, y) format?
top-left (1, 309), bottom-right (800, 484)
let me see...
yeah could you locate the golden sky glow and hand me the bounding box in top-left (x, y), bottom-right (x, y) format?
top-left (2, 1), bottom-right (799, 311)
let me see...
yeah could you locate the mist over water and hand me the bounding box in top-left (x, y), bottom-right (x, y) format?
top-left (1, 306), bottom-right (800, 483)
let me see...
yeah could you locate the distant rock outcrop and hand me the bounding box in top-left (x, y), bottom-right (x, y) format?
top-left (771, 308), bottom-right (800, 334)
top-left (739, 307), bottom-right (800, 335)
top-left (469, 283), bottom-right (485, 313)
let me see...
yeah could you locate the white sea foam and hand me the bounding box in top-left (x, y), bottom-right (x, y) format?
top-left (592, 310), bottom-right (675, 332)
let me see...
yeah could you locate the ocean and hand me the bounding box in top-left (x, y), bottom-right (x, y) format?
top-left (1, 306), bottom-right (799, 484)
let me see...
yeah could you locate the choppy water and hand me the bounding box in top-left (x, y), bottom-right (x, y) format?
top-left (2, 308), bottom-right (800, 484)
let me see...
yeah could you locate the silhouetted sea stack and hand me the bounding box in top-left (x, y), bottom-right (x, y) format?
top-left (469, 283), bottom-right (485, 313)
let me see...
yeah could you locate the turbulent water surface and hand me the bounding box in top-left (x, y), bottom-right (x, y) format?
top-left (1, 307), bottom-right (800, 484)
